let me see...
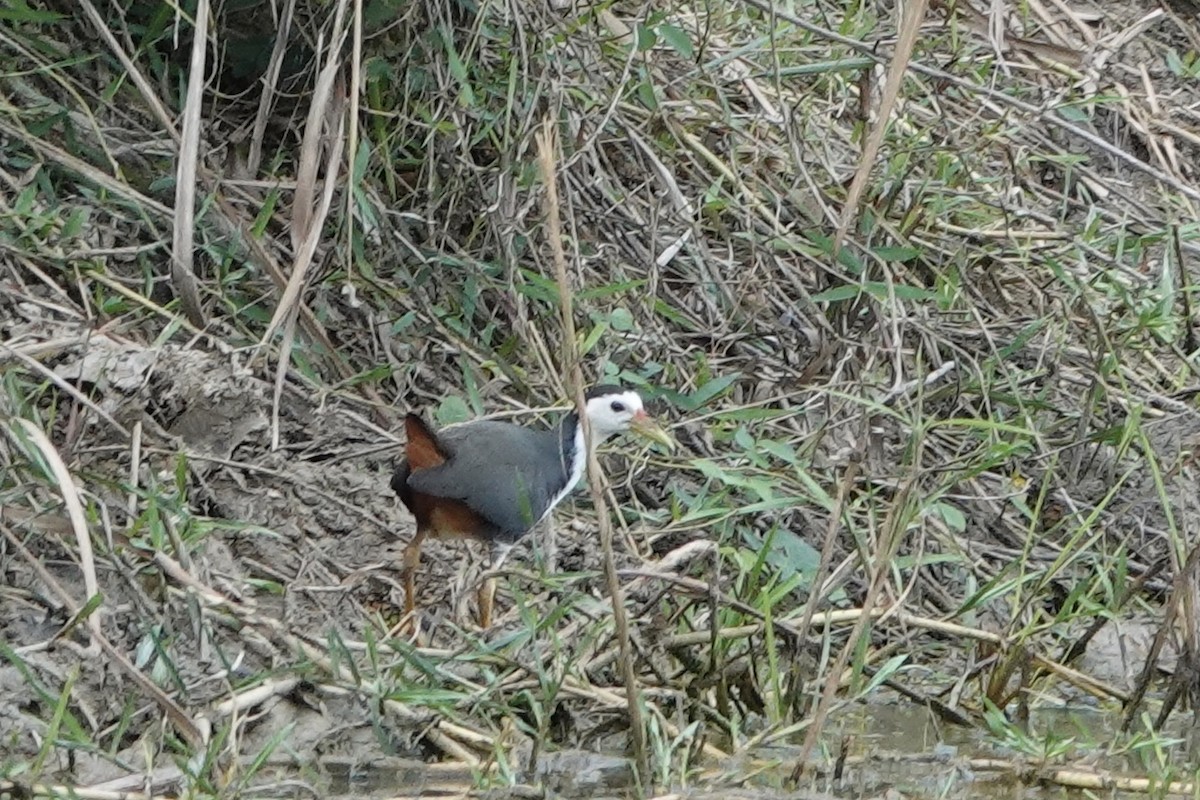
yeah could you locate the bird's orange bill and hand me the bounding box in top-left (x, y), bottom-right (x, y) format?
top-left (629, 410), bottom-right (675, 451)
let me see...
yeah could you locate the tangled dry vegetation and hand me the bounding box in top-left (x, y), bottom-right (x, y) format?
top-left (5, 0), bottom-right (1200, 797)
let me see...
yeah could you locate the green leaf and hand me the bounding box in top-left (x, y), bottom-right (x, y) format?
top-left (0, 1), bottom-right (64, 21)
top-left (516, 269), bottom-right (559, 304)
top-left (1056, 104), bottom-right (1089, 123)
top-left (658, 23), bottom-right (694, 59)
top-left (885, 284), bottom-right (939, 301)
top-left (758, 439), bottom-right (797, 464)
top-left (62, 207), bottom-right (89, 239)
top-left (440, 27), bottom-right (475, 106)
top-left (932, 501), bottom-right (966, 532)
top-left (774, 530), bottom-right (821, 578)
top-left (810, 284), bottom-right (861, 303)
top-left (363, 56), bottom-right (392, 81)
top-left (636, 76), bottom-right (658, 110)
top-left (691, 458), bottom-right (731, 484)
top-left (635, 23), bottom-right (657, 51)
top-left (805, 232), bottom-right (865, 273)
top-left (252, 190), bottom-right (279, 236)
top-left (352, 135), bottom-right (372, 180)
top-left (713, 408), bottom-right (792, 422)
top-left (651, 298), bottom-right (693, 328)
top-left (392, 310), bottom-right (418, 334)
top-left (580, 320), bottom-right (607, 355)
top-left (811, 281), bottom-right (938, 303)
top-left (871, 246), bottom-right (920, 262)
top-left (863, 654), bottom-right (909, 693)
top-left (609, 307), bottom-right (635, 331)
top-left (665, 373), bottom-right (738, 411)
top-left (997, 318), bottom-right (1047, 359)
top-left (58, 593), bottom-right (104, 642)
top-left (436, 395), bottom-right (471, 425)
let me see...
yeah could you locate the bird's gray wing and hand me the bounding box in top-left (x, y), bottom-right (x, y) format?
top-left (405, 421), bottom-right (571, 539)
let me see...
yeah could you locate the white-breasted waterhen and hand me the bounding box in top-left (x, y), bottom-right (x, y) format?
top-left (391, 385), bottom-right (674, 628)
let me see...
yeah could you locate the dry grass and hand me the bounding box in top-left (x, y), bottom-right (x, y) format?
top-left (4, 0), bottom-right (1200, 797)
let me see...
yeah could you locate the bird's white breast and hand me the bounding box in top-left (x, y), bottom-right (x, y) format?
top-left (539, 423), bottom-right (587, 524)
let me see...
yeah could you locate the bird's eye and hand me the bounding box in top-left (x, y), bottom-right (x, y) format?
top-left (610, 401), bottom-right (626, 413)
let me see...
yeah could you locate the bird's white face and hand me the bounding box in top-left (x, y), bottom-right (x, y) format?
top-left (584, 390), bottom-right (648, 441)
top-left (583, 390), bottom-right (674, 450)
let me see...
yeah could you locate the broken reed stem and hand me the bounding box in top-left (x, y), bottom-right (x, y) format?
top-left (832, 0), bottom-right (928, 260)
top-left (169, 0), bottom-right (207, 328)
top-left (535, 118), bottom-right (649, 790)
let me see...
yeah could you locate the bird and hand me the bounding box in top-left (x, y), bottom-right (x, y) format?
top-left (390, 385), bottom-right (674, 629)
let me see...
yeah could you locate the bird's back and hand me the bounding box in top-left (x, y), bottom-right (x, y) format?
top-left (395, 416), bottom-right (573, 542)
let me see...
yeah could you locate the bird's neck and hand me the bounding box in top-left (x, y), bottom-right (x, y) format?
top-left (535, 413), bottom-right (589, 525)
top-left (558, 410), bottom-right (613, 490)
top-left (558, 412), bottom-right (587, 490)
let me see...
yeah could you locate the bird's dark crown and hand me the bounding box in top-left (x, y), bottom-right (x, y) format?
top-left (585, 383), bottom-right (633, 400)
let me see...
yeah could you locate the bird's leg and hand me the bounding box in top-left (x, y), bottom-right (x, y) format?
top-left (400, 529), bottom-right (428, 626)
top-left (477, 576), bottom-right (496, 630)
top-left (477, 540), bottom-right (513, 629)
